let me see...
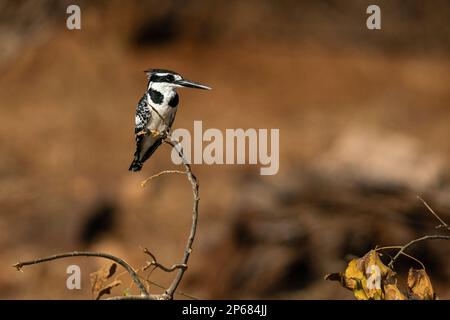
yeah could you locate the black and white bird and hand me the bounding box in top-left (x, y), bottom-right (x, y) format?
top-left (129, 69), bottom-right (211, 172)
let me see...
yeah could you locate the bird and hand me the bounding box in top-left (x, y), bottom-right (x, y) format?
top-left (129, 69), bottom-right (211, 172)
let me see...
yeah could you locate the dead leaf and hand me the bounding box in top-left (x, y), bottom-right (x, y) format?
top-left (326, 258), bottom-right (368, 299)
top-left (343, 259), bottom-right (362, 289)
top-left (384, 283), bottom-right (407, 300)
top-left (359, 250), bottom-right (394, 299)
top-left (407, 268), bottom-right (435, 300)
top-left (362, 250), bottom-right (394, 279)
top-left (326, 250), bottom-right (397, 300)
top-left (90, 262), bottom-right (118, 298)
top-left (95, 280), bottom-right (122, 300)
top-left (324, 273), bottom-right (342, 282)
top-left (326, 250), bottom-right (439, 300)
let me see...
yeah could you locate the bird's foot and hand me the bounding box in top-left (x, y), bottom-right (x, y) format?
top-left (149, 129), bottom-right (162, 138)
top-left (136, 129), bottom-right (149, 137)
top-left (136, 129), bottom-right (163, 138)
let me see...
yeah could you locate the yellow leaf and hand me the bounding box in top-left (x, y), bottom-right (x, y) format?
top-left (363, 250), bottom-right (393, 279)
top-left (325, 260), bottom-right (368, 299)
top-left (354, 287), bottom-right (369, 300)
top-left (344, 259), bottom-right (365, 290)
top-left (360, 250), bottom-right (393, 299)
top-left (344, 259), bottom-right (369, 300)
top-left (407, 268), bottom-right (435, 300)
top-left (326, 250), bottom-right (400, 300)
top-left (384, 283), bottom-right (407, 300)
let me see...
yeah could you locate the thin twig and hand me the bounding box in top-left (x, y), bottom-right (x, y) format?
top-left (143, 262), bottom-right (186, 273)
top-left (106, 294), bottom-right (162, 300)
top-left (388, 235), bottom-right (450, 268)
top-left (417, 196), bottom-right (450, 231)
top-left (376, 247), bottom-right (426, 269)
top-left (145, 279), bottom-right (199, 300)
top-left (141, 170), bottom-right (186, 187)
top-left (137, 265), bottom-right (198, 300)
top-left (12, 251), bottom-right (149, 296)
top-left (375, 245), bottom-right (403, 251)
top-left (385, 198), bottom-right (450, 269)
top-left (142, 248), bottom-right (187, 273)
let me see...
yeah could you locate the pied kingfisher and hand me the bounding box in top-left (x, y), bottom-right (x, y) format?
top-left (129, 69), bottom-right (211, 172)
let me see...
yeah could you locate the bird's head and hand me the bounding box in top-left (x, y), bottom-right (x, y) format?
top-left (145, 69), bottom-right (211, 94)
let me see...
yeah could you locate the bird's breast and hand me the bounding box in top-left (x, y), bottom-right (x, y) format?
top-left (147, 104), bottom-right (177, 131)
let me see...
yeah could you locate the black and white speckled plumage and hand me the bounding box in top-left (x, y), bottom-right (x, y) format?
top-left (129, 93), bottom-right (174, 172)
top-left (134, 95), bottom-right (151, 134)
top-left (129, 69), bottom-right (210, 172)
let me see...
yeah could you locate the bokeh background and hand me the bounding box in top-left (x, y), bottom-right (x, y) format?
top-left (0, 0), bottom-right (450, 299)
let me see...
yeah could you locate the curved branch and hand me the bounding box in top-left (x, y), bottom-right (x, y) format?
top-left (106, 295), bottom-right (161, 300)
top-left (417, 196), bottom-right (450, 231)
top-left (13, 104), bottom-right (201, 300)
top-left (141, 170), bottom-right (186, 187)
top-left (13, 251), bottom-right (149, 296)
top-left (143, 248), bottom-right (187, 273)
top-left (376, 246), bottom-right (426, 269)
top-left (139, 130), bottom-right (200, 299)
top-left (388, 235), bottom-right (450, 268)
top-left (163, 137), bottom-right (199, 299)
top-left (386, 199), bottom-right (450, 269)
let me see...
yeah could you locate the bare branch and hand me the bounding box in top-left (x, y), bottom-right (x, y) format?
top-left (388, 235), bottom-right (450, 268)
top-left (162, 137), bottom-right (199, 299)
top-left (417, 196), bottom-right (450, 231)
top-left (383, 198), bottom-right (450, 269)
top-left (137, 116), bottom-right (200, 299)
top-left (13, 251), bottom-right (149, 296)
top-left (145, 279), bottom-right (199, 300)
top-left (106, 294), bottom-right (162, 300)
top-left (376, 246), bottom-right (426, 269)
top-left (141, 170), bottom-right (186, 187)
top-left (142, 248), bottom-right (187, 273)
top-left (14, 99), bottom-right (201, 300)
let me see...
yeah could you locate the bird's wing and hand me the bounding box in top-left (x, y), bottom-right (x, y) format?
top-left (139, 110), bottom-right (177, 165)
top-left (132, 95), bottom-right (152, 166)
top-left (134, 95), bottom-right (151, 134)
top-left (167, 109), bottom-right (177, 128)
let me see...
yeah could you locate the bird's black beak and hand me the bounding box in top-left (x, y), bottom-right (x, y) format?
top-left (175, 78), bottom-right (211, 90)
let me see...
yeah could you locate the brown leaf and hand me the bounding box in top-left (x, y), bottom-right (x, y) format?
top-left (344, 259), bottom-right (365, 290)
top-left (90, 262), bottom-right (118, 298)
top-left (384, 283), bottom-right (407, 300)
top-left (95, 279), bottom-right (122, 300)
top-left (359, 250), bottom-right (394, 299)
top-left (407, 268), bottom-right (435, 300)
top-left (326, 259), bottom-right (368, 299)
top-left (326, 250), bottom-right (398, 300)
top-left (324, 272), bottom-right (343, 282)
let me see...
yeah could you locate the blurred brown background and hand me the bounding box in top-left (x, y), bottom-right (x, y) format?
top-left (0, 0), bottom-right (450, 299)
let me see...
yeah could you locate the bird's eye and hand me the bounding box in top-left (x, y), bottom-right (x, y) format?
top-left (166, 75), bottom-right (174, 82)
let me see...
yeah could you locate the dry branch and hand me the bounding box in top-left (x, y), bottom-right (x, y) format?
top-left (370, 197), bottom-right (450, 271)
top-left (388, 235), bottom-right (450, 269)
top-left (139, 100), bottom-right (200, 298)
top-left (160, 136), bottom-right (199, 298)
top-left (13, 115), bottom-right (200, 299)
top-left (417, 196), bottom-right (450, 231)
top-left (13, 251), bottom-right (149, 296)
top-left (384, 197), bottom-right (450, 269)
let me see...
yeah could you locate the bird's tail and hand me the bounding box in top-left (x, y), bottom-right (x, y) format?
top-left (128, 159), bottom-right (143, 172)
